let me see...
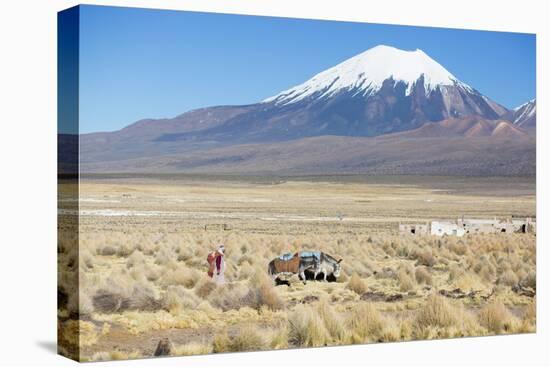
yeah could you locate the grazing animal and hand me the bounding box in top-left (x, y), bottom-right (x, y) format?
top-left (297, 251), bottom-right (321, 283)
top-left (316, 252), bottom-right (342, 281)
top-left (268, 252), bottom-right (300, 279)
top-left (268, 251), bottom-right (342, 285)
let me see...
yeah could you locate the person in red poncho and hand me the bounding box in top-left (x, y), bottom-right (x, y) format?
top-left (207, 244), bottom-right (225, 284)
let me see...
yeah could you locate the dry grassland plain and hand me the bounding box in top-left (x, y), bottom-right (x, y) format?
top-left (57, 175), bottom-right (536, 361)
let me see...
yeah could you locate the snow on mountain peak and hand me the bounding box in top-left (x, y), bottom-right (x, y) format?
top-left (513, 98), bottom-right (536, 126)
top-left (514, 98), bottom-right (536, 111)
top-left (264, 45), bottom-right (469, 105)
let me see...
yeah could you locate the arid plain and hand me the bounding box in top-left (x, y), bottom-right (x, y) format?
top-left (58, 175), bottom-right (536, 361)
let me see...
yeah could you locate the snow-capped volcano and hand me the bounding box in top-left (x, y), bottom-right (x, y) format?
top-left (264, 45), bottom-right (471, 105)
top-left (512, 99), bottom-right (536, 128)
top-left (121, 45), bottom-right (509, 145)
top-left (113, 45), bottom-right (511, 145)
top-left (79, 45), bottom-right (534, 176)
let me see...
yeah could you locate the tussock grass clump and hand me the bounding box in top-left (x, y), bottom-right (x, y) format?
top-left (498, 270), bottom-right (519, 287)
top-left (228, 328), bottom-right (266, 352)
top-left (194, 278), bottom-right (217, 299)
top-left (77, 292), bottom-right (94, 317)
top-left (348, 303), bottom-right (385, 342)
top-left (212, 333), bottom-right (231, 353)
top-left (410, 248), bottom-right (436, 267)
top-left (415, 266), bottom-right (433, 285)
top-left (173, 342), bottom-right (213, 356)
top-left (288, 305), bottom-right (330, 347)
top-left (207, 283), bottom-right (248, 311)
top-left (414, 295), bottom-right (458, 330)
top-left (378, 319), bottom-right (401, 342)
top-left (519, 301), bottom-right (536, 333)
top-left (397, 268), bottom-right (416, 292)
top-left (255, 283), bottom-right (285, 311)
top-left (268, 327), bottom-right (289, 349)
top-left (154, 247), bottom-right (173, 266)
top-left (80, 249), bottom-right (95, 270)
top-left (162, 285), bottom-right (201, 313)
top-left (88, 349), bottom-right (142, 361)
top-left (316, 299), bottom-right (349, 342)
top-left (116, 243), bottom-right (134, 257)
top-left (160, 267), bottom-right (201, 289)
top-left (246, 269), bottom-right (285, 311)
top-left (473, 255), bottom-right (497, 282)
top-left (206, 274), bottom-right (284, 311)
top-left (448, 241), bottom-right (468, 256)
top-left (522, 271), bottom-right (536, 289)
top-left (92, 272), bottom-right (162, 313)
top-left (478, 301), bottom-right (514, 334)
top-left (346, 273), bottom-right (368, 295)
top-left (61, 320), bottom-right (99, 347)
top-left (126, 250), bottom-right (146, 269)
top-left (213, 328), bottom-right (266, 352)
top-left (453, 273), bottom-right (487, 292)
top-left (99, 245), bottom-right (117, 256)
top-left (128, 283), bottom-right (163, 311)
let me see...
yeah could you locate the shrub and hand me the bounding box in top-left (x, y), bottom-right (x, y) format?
top-left (346, 273), bottom-right (368, 295)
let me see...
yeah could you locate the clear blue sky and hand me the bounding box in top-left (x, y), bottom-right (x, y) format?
top-left (78, 5), bottom-right (536, 133)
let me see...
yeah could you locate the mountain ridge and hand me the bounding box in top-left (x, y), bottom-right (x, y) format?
top-left (77, 45), bottom-right (535, 176)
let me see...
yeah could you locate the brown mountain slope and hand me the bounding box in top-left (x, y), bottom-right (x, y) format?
top-left (81, 131), bottom-right (535, 176)
top-left (399, 116), bottom-right (528, 139)
top-left (80, 105), bottom-right (256, 163)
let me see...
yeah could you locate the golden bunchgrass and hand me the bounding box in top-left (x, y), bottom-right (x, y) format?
top-left (57, 178), bottom-right (536, 360)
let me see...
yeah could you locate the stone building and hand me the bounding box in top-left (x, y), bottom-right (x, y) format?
top-left (399, 217), bottom-right (535, 237)
top-left (399, 223), bottom-right (429, 235)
